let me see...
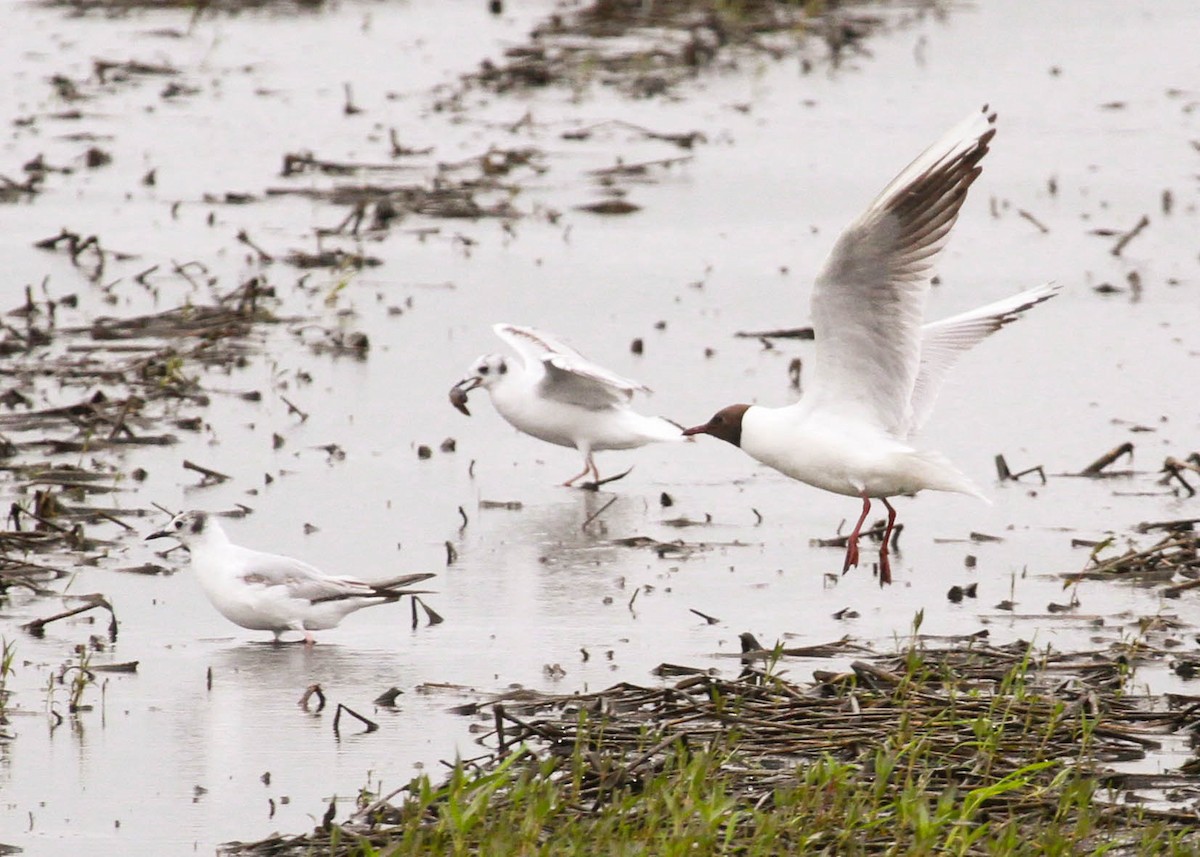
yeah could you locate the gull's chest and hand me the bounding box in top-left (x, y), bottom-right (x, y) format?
top-left (489, 381), bottom-right (607, 447)
top-left (740, 409), bottom-right (911, 497)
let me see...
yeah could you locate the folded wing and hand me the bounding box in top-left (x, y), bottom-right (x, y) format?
top-left (238, 552), bottom-right (375, 603)
top-left (494, 322), bottom-right (649, 410)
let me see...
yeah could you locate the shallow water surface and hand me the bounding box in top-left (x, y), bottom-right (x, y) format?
top-left (1, 0), bottom-right (1199, 852)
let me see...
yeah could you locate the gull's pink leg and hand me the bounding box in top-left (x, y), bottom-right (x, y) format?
top-left (843, 493), bottom-right (872, 574)
top-left (878, 498), bottom-right (898, 586)
top-left (562, 462), bottom-right (591, 487)
top-left (563, 449), bottom-right (599, 488)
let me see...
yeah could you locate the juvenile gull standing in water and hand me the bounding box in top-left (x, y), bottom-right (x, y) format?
top-left (147, 510), bottom-right (434, 643)
top-left (684, 107), bottom-right (1058, 585)
top-left (450, 323), bottom-right (684, 486)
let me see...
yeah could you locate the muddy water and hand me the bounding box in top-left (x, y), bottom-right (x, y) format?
top-left (2, 0), bottom-right (1199, 852)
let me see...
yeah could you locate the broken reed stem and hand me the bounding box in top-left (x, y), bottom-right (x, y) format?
top-left (183, 459), bottom-right (231, 483)
top-left (23, 595), bottom-right (115, 638)
top-left (581, 466), bottom-right (634, 492)
top-left (1080, 442), bottom-right (1134, 476)
top-left (236, 230), bottom-right (274, 263)
top-left (1111, 215), bottom-right (1150, 256)
top-left (279, 395), bottom-right (309, 422)
top-left (1163, 578), bottom-right (1200, 599)
top-left (1162, 458), bottom-right (1198, 497)
top-left (413, 596), bottom-right (444, 625)
top-left (333, 702), bottom-right (378, 733)
top-left (1017, 209), bottom-right (1050, 233)
top-left (299, 683), bottom-right (326, 712)
top-left (105, 395), bottom-right (142, 441)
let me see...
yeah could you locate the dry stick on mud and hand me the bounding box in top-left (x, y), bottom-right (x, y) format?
top-left (1080, 442), bottom-right (1135, 476)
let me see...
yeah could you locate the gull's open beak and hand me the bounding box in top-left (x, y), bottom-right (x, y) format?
top-left (449, 377), bottom-right (482, 416)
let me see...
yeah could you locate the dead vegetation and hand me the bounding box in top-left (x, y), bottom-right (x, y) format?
top-left (1067, 517), bottom-right (1200, 594)
top-left (0, 278), bottom-right (283, 576)
top-left (227, 634), bottom-right (1200, 855)
top-left (451, 0), bottom-right (901, 101)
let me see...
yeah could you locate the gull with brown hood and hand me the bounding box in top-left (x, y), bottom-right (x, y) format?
top-left (684, 106), bottom-right (1058, 585)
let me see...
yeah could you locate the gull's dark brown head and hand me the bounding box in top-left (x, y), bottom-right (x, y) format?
top-left (682, 404), bottom-right (750, 448)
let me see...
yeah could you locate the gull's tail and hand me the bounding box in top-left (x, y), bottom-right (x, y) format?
top-left (911, 449), bottom-right (991, 504)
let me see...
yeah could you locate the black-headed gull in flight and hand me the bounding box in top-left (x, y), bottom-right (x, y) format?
top-left (683, 106), bottom-right (1058, 585)
top-left (450, 323), bottom-right (684, 486)
top-left (146, 511), bottom-right (435, 644)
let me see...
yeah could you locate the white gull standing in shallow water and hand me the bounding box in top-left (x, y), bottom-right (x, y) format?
top-left (450, 324), bottom-right (684, 487)
top-left (683, 106), bottom-right (1058, 585)
top-left (147, 511), bottom-right (435, 643)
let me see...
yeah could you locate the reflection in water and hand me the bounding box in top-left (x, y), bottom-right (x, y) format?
top-left (464, 491), bottom-right (654, 606)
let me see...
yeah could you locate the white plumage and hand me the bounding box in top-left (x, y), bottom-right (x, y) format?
top-left (147, 511), bottom-right (434, 643)
top-left (685, 107), bottom-right (1058, 584)
top-left (451, 324), bottom-right (683, 486)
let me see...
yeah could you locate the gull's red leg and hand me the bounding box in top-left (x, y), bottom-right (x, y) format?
top-left (844, 493), bottom-right (872, 574)
top-left (878, 497), bottom-right (898, 586)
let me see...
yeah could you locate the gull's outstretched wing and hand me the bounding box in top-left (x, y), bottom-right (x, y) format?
top-left (494, 323), bottom-right (649, 409)
top-left (806, 106), bottom-right (997, 435)
top-left (907, 282), bottom-right (1060, 435)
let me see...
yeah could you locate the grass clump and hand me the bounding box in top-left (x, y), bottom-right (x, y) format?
top-left (228, 638), bottom-right (1200, 856)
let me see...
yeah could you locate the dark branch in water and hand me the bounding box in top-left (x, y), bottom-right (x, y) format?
top-left (1111, 214), bottom-right (1150, 256)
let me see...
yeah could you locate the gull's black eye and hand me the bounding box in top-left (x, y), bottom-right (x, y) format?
top-left (479, 365), bottom-right (489, 375)
top-left (174, 519), bottom-right (183, 529)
